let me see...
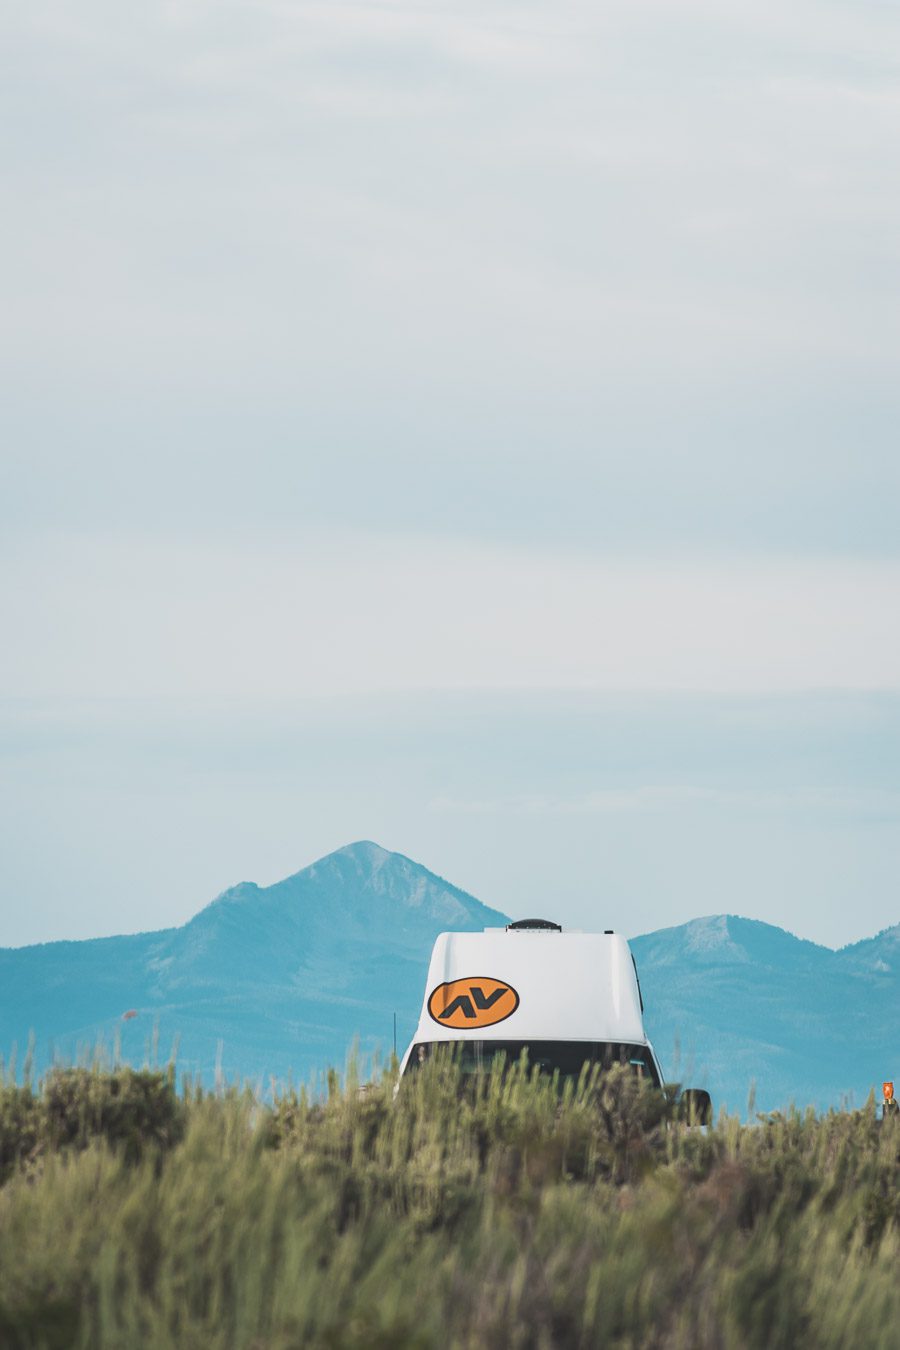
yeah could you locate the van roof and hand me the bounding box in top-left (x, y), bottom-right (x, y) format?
top-left (409, 927), bottom-right (646, 1046)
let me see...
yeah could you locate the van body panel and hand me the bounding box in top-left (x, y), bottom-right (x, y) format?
top-left (400, 929), bottom-right (661, 1080)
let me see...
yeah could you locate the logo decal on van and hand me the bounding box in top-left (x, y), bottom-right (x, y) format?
top-left (427, 977), bottom-right (520, 1029)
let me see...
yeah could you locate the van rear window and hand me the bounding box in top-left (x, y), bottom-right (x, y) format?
top-left (405, 1041), bottom-right (660, 1086)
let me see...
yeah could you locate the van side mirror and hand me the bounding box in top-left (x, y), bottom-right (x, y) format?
top-left (679, 1088), bottom-right (713, 1125)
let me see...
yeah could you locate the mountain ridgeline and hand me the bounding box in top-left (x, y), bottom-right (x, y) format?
top-left (0, 843), bottom-right (507, 1089)
top-left (632, 914), bottom-right (899, 1113)
top-left (1, 842), bottom-right (897, 1112)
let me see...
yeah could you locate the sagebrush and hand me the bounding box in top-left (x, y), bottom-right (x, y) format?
top-left (0, 1058), bottom-right (897, 1348)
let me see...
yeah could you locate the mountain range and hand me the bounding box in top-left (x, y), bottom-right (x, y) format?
top-left (1, 841), bottom-right (897, 1113)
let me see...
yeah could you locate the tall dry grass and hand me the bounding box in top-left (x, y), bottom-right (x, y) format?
top-left (0, 1056), bottom-right (897, 1348)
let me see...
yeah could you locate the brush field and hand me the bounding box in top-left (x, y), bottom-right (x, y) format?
top-left (0, 1058), bottom-right (898, 1348)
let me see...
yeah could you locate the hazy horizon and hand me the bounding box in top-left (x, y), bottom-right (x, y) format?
top-left (3, 689), bottom-right (897, 951)
top-left (2, 823), bottom-right (896, 955)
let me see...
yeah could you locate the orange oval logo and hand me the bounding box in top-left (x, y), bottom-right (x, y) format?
top-left (427, 976), bottom-right (519, 1029)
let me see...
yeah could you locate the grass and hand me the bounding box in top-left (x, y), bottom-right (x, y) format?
top-left (0, 1056), bottom-right (898, 1348)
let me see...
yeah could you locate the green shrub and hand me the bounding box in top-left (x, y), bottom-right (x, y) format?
top-left (0, 1067), bottom-right (184, 1184)
top-left (0, 1082), bottom-right (40, 1186)
top-left (39, 1067), bottom-right (185, 1162)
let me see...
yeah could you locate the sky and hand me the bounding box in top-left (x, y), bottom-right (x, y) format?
top-left (2, 0), bottom-right (899, 949)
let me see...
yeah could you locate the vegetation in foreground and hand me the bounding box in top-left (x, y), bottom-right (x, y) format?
top-left (0, 1058), bottom-right (898, 1349)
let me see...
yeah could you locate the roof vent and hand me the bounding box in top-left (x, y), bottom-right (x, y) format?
top-left (506, 918), bottom-right (562, 932)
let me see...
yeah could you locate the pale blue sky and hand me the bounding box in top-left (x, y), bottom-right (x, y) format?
top-left (1, 693), bottom-right (898, 950)
top-left (2, 0), bottom-right (899, 948)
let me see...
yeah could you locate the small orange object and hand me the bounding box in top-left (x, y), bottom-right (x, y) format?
top-left (122, 1009), bottom-right (138, 1021)
top-left (885, 1082), bottom-right (894, 1103)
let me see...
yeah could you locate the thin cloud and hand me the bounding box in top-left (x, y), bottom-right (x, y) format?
top-left (430, 785), bottom-right (900, 819)
top-left (3, 0), bottom-right (900, 551)
top-left (3, 532), bottom-right (900, 699)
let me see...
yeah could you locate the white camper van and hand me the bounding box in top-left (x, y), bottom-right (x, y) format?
top-left (399, 918), bottom-right (666, 1089)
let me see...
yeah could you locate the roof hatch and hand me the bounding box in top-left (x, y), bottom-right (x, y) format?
top-left (505, 918), bottom-right (562, 932)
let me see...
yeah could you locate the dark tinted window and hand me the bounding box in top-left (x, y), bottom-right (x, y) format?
top-left (405, 1040), bottom-right (659, 1086)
